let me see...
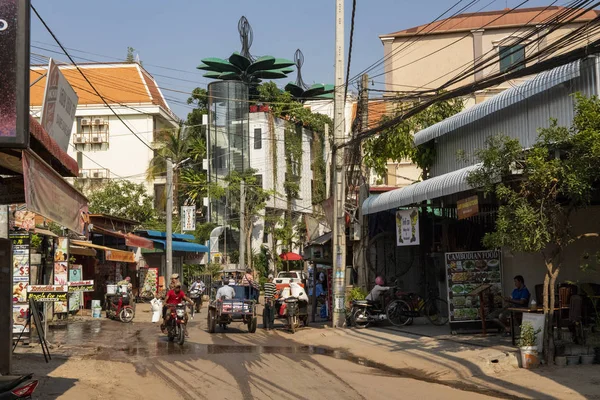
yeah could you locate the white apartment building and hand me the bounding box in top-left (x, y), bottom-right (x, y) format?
top-left (29, 63), bottom-right (179, 203)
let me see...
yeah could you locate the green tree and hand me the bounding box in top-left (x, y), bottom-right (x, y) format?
top-left (126, 47), bottom-right (135, 63)
top-left (466, 94), bottom-right (600, 363)
top-left (87, 180), bottom-right (156, 226)
top-left (364, 97), bottom-right (464, 180)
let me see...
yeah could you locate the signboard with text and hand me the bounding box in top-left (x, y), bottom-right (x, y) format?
top-left (181, 206), bottom-right (196, 231)
top-left (396, 208), bottom-right (420, 246)
top-left (28, 285), bottom-right (68, 302)
top-left (457, 195), bottom-right (479, 220)
top-left (68, 280), bottom-right (94, 293)
top-left (40, 58), bottom-right (78, 151)
top-left (0, 0), bottom-right (30, 148)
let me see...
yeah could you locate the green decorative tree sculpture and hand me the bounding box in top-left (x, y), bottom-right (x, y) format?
top-left (198, 17), bottom-right (295, 85)
top-left (284, 49), bottom-right (334, 101)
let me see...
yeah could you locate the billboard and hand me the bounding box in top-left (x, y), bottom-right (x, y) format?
top-left (0, 0), bottom-right (30, 148)
top-left (40, 58), bottom-right (78, 151)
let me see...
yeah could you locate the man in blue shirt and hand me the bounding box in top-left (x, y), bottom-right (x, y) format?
top-left (490, 275), bottom-right (531, 335)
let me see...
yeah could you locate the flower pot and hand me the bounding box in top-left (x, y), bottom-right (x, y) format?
top-left (566, 355), bottom-right (580, 366)
top-left (520, 346), bottom-right (539, 369)
top-left (554, 356), bottom-right (567, 367)
top-left (580, 355), bottom-right (595, 365)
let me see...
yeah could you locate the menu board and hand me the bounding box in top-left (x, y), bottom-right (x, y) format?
top-left (445, 250), bottom-right (503, 323)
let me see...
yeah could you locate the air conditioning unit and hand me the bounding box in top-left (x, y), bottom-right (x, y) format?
top-left (81, 118), bottom-right (90, 125)
top-left (79, 171), bottom-right (88, 178)
top-left (92, 171), bottom-right (103, 179)
top-left (94, 118), bottom-right (104, 125)
top-left (91, 135), bottom-right (102, 143)
top-left (74, 135), bottom-right (85, 144)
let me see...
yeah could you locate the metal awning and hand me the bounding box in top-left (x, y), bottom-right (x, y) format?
top-left (362, 164), bottom-right (481, 215)
top-left (70, 240), bottom-right (136, 263)
top-left (69, 245), bottom-right (97, 257)
top-left (413, 60), bottom-right (582, 146)
top-left (149, 239), bottom-right (208, 253)
top-left (308, 231), bottom-right (332, 246)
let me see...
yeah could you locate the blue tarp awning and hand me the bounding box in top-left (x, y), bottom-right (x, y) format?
top-left (150, 239), bottom-right (208, 253)
top-left (139, 230), bottom-right (196, 241)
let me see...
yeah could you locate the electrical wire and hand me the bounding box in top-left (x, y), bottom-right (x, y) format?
top-left (344, 0), bottom-right (357, 104)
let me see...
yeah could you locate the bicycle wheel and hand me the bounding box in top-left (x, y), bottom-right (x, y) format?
top-left (386, 300), bottom-right (413, 327)
top-left (424, 297), bottom-right (449, 326)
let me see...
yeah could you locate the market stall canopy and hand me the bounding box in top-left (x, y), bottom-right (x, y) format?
top-left (70, 240), bottom-right (135, 263)
top-left (279, 252), bottom-right (303, 261)
top-left (138, 230), bottom-right (196, 241)
top-left (91, 226), bottom-right (154, 249)
top-left (69, 245), bottom-right (97, 257)
top-left (33, 227), bottom-right (58, 238)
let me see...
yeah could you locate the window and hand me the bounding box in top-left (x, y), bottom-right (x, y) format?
top-left (76, 152), bottom-right (83, 168)
top-left (499, 44), bottom-right (525, 73)
top-left (254, 128), bottom-right (262, 149)
top-left (254, 174), bottom-right (263, 189)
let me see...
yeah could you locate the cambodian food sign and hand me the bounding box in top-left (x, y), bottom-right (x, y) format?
top-left (445, 250), bottom-right (503, 323)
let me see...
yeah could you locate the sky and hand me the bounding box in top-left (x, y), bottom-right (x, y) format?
top-left (30, 0), bottom-right (555, 119)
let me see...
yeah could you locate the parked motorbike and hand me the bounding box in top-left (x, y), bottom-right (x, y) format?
top-left (105, 293), bottom-right (135, 323)
top-left (0, 374), bottom-right (39, 399)
top-left (281, 296), bottom-right (309, 334)
top-left (350, 286), bottom-right (410, 329)
top-left (165, 303), bottom-right (186, 345)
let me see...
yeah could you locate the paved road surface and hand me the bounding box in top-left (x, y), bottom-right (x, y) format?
top-left (14, 307), bottom-right (504, 400)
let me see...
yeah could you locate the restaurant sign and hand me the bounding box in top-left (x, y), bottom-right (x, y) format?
top-left (28, 285), bottom-right (68, 302)
top-left (457, 195), bottom-right (479, 220)
top-left (396, 208), bottom-right (420, 246)
top-left (68, 280), bottom-right (94, 293)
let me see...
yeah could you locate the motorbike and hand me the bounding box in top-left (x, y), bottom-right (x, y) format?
top-left (105, 293), bottom-right (135, 323)
top-left (165, 303), bottom-right (186, 345)
top-left (275, 296), bottom-right (309, 334)
top-left (350, 286), bottom-right (410, 329)
top-left (0, 374), bottom-right (39, 399)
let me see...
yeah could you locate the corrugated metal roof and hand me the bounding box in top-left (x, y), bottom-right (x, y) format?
top-left (414, 60), bottom-right (582, 146)
top-left (362, 164), bottom-right (481, 215)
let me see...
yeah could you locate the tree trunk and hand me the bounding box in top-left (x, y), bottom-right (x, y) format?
top-left (542, 270), bottom-right (550, 360)
top-left (542, 258), bottom-right (560, 364)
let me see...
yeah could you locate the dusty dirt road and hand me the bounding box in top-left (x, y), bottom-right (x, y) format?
top-left (13, 306), bottom-right (506, 400)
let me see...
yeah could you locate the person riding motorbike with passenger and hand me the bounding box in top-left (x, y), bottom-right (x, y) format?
top-left (161, 284), bottom-right (193, 336)
top-left (366, 276), bottom-right (392, 305)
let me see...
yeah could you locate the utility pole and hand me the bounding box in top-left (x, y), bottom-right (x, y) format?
top-left (166, 158), bottom-right (174, 280)
top-left (332, 0), bottom-right (346, 327)
top-left (239, 180), bottom-right (246, 271)
top-left (357, 74), bottom-right (370, 290)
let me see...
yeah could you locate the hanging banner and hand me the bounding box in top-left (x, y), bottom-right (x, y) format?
top-left (40, 58), bottom-right (78, 151)
top-left (22, 151), bottom-right (88, 235)
top-left (396, 208), bottom-right (420, 246)
top-left (181, 206), bottom-right (196, 231)
top-left (0, 0), bottom-right (30, 148)
top-left (445, 250), bottom-right (503, 323)
top-left (457, 195), bottom-right (479, 220)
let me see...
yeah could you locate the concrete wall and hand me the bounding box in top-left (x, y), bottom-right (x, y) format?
top-left (501, 207), bottom-right (600, 297)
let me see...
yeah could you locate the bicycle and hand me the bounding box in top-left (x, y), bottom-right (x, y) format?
top-left (386, 288), bottom-right (449, 327)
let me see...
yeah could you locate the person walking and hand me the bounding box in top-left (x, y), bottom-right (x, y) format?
top-left (242, 268), bottom-right (255, 300)
top-left (263, 274), bottom-right (277, 330)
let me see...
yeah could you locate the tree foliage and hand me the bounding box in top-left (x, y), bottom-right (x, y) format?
top-left (467, 93), bottom-right (600, 362)
top-left (87, 180), bottom-right (156, 225)
top-left (364, 97), bottom-right (464, 179)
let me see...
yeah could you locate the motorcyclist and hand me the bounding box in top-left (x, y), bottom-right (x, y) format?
top-left (366, 276), bottom-right (392, 304)
top-left (189, 278), bottom-right (206, 312)
top-left (161, 284), bottom-right (193, 336)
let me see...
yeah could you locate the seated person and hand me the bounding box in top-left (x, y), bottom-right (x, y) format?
top-left (366, 276), bottom-right (391, 304)
top-left (216, 278), bottom-right (236, 300)
top-left (490, 275), bottom-right (531, 335)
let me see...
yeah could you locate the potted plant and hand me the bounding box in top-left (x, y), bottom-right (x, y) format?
top-left (519, 322), bottom-right (541, 369)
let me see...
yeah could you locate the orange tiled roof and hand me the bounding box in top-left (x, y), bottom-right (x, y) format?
top-left (382, 6), bottom-right (600, 38)
top-left (350, 100), bottom-right (390, 130)
top-left (30, 63), bottom-right (171, 112)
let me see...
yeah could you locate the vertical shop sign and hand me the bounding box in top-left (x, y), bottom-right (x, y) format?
top-left (53, 238), bottom-right (69, 313)
top-left (396, 208), bottom-right (420, 246)
top-left (10, 233), bottom-right (29, 303)
top-left (181, 206), bottom-right (196, 231)
top-left (0, 0), bottom-right (30, 148)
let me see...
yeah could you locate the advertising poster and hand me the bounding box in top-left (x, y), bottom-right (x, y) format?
top-left (29, 285), bottom-right (68, 303)
top-left (69, 264), bottom-right (82, 282)
top-left (8, 205), bottom-right (34, 231)
top-left (55, 237), bottom-right (68, 262)
top-left (68, 280), bottom-right (94, 293)
top-left (445, 250), bottom-right (503, 323)
top-left (11, 233), bottom-right (29, 282)
top-left (12, 304), bottom-right (29, 334)
top-left (396, 208), bottom-right (420, 246)
top-left (12, 281), bottom-right (27, 303)
top-left (54, 262), bottom-right (68, 285)
top-left (69, 292), bottom-right (81, 312)
top-left (181, 205), bottom-right (196, 231)
top-left (141, 268), bottom-right (158, 298)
